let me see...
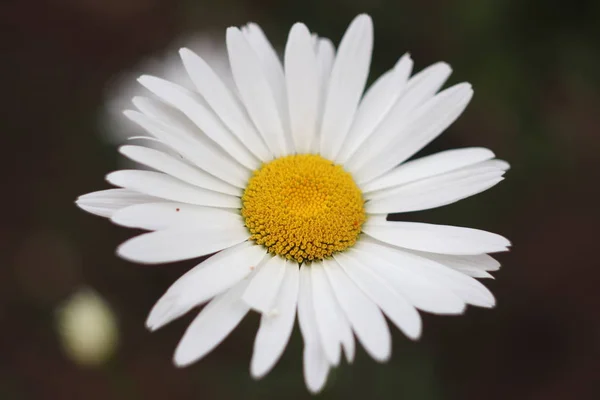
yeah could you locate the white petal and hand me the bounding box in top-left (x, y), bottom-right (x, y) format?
top-left (111, 202), bottom-right (242, 231)
top-left (133, 85), bottom-right (232, 153)
top-left (414, 252), bottom-right (500, 278)
top-left (173, 277), bottom-right (251, 367)
top-left (393, 61), bottom-right (453, 112)
top-left (285, 23), bottom-right (320, 154)
top-left (119, 145), bottom-right (241, 196)
top-left (310, 261), bottom-right (354, 366)
top-left (303, 343), bottom-right (330, 394)
top-left (365, 159), bottom-right (508, 201)
top-left (250, 263), bottom-right (299, 379)
top-left (336, 53), bottom-right (413, 164)
top-left (137, 76), bottom-right (259, 170)
top-left (242, 255), bottom-right (287, 313)
top-left (242, 23), bottom-right (293, 152)
top-left (146, 241), bottom-right (266, 330)
top-left (353, 83), bottom-right (473, 184)
top-left (106, 170), bottom-right (241, 208)
top-left (360, 240), bottom-right (495, 308)
top-left (362, 220), bottom-right (511, 255)
top-left (178, 48), bottom-right (272, 162)
top-left (303, 262), bottom-right (352, 366)
top-left (310, 262), bottom-right (341, 366)
top-left (76, 189), bottom-right (157, 218)
top-left (298, 265), bottom-right (331, 393)
top-left (316, 38), bottom-right (335, 89)
top-left (455, 268), bottom-right (494, 279)
top-left (227, 27), bottom-right (288, 156)
top-left (124, 109), bottom-right (249, 188)
top-left (362, 147), bottom-right (496, 193)
top-left (319, 14), bottom-right (373, 159)
top-left (428, 253), bottom-right (500, 271)
top-left (340, 316), bottom-right (355, 364)
top-left (323, 259), bottom-right (391, 362)
top-left (334, 251), bottom-right (421, 339)
top-left (309, 38), bottom-right (335, 154)
top-left (131, 95), bottom-right (195, 136)
top-left (116, 225), bottom-right (249, 264)
top-left (124, 136), bottom-right (179, 159)
top-left (346, 62), bottom-right (452, 171)
top-left (122, 136), bottom-right (177, 152)
top-left (486, 159), bottom-right (511, 171)
top-left (401, 248), bottom-right (497, 308)
top-left (298, 265), bottom-right (318, 344)
top-left (126, 136), bottom-right (170, 148)
top-left (131, 96), bottom-right (213, 158)
top-left (365, 164), bottom-right (505, 214)
top-left (353, 241), bottom-right (466, 314)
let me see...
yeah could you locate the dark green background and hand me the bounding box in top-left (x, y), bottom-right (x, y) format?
top-left (3, 0), bottom-right (599, 399)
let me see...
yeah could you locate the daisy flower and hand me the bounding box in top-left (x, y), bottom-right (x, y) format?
top-left (77, 14), bottom-right (510, 393)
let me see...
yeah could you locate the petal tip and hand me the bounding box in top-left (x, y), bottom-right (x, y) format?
top-left (130, 96), bottom-right (145, 106)
top-left (249, 362), bottom-right (269, 380)
top-left (179, 47), bottom-right (193, 57)
top-left (105, 171), bottom-right (119, 186)
top-left (145, 321), bottom-right (158, 331)
top-left (115, 241), bottom-right (149, 264)
top-left (399, 52), bottom-right (412, 63)
top-left (355, 13), bottom-right (373, 24)
top-left (137, 74), bottom-right (153, 85)
top-left (226, 26), bottom-right (240, 37)
top-left (373, 347), bottom-right (392, 363)
top-left (290, 21), bottom-right (309, 31)
top-left (406, 322), bottom-right (423, 341)
top-left (172, 353), bottom-right (190, 368)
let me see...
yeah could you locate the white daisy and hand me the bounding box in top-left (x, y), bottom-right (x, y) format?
top-left (76, 14), bottom-right (510, 394)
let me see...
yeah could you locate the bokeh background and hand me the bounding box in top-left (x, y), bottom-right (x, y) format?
top-left (3, 0), bottom-right (600, 399)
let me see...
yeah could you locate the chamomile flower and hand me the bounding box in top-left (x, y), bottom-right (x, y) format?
top-left (77, 14), bottom-right (510, 393)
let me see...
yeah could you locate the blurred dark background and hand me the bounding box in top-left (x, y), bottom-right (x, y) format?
top-left (2, 0), bottom-right (600, 399)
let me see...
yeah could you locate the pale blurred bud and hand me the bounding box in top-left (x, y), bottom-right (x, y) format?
top-left (56, 288), bottom-right (119, 367)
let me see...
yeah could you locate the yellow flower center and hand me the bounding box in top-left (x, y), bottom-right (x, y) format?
top-left (242, 154), bottom-right (366, 263)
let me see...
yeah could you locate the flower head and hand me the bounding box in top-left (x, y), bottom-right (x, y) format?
top-left (77, 14), bottom-right (510, 393)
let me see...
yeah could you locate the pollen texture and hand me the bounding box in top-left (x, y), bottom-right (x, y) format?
top-left (242, 154), bottom-right (366, 263)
